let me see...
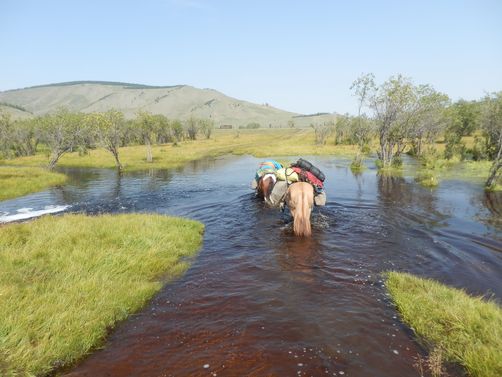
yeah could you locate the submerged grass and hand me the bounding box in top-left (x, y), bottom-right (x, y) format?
top-left (0, 214), bottom-right (204, 376)
top-left (415, 169), bottom-right (440, 188)
top-left (385, 271), bottom-right (502, 377)
top-left (0, 166), bottom-right (67, 201)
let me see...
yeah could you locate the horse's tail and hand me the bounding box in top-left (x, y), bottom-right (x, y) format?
top-left (293, 189), bottom-right (312, 237)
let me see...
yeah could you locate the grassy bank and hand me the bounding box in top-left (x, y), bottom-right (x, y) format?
top-left (0, 166), bottom-right (67, 201)
top-left (0, 214), bottom-right (204, 376)
top-left (385, 271), bottom-right (502, 377)
top-left (3, 129), bottom-right (359, 171)
top-left (3, 129), bottom-right (498, 191)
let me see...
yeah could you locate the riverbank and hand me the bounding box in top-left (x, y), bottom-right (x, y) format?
top-left (385, 271), bottom-right (502, 377)
top-left (1, 129), bottom-right (359, 171)
top-left (0, 214), bottom-right (204, 376)
top-left (0, 166), bottom-right (67, 200)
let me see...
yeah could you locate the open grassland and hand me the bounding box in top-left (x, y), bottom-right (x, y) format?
top-left (0, 214), bottom-right (204, 376)
top-left (3, 129), bottom-right (359, 171)
top-left (0, 166), bottom-right (67, 201)
top-left (386, 271), bottom-right (502, 377)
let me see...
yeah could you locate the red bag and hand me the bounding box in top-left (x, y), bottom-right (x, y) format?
top-left (292, 167), bottom-right (324, 189)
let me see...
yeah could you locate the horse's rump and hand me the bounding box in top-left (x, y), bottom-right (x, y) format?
top-left (287, 182), bottom-right (314, 237)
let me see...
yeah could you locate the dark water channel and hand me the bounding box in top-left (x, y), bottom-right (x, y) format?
top-left (2, 156), bottom-right (501, 376)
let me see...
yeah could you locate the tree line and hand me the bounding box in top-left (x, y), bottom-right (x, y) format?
top-left (0, 109), bottom-right (215, 171)
top-left (311, 74), bottom-right (502, 189)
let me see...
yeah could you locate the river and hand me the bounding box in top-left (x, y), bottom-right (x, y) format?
top-left (1, 155), bottom-right (501, 376)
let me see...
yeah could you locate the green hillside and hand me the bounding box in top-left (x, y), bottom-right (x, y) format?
top-left (0, 81), bottom-right (336, 127)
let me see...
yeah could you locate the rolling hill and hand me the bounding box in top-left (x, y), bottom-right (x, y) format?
top-left (0, 81), bottom-right (336, 128)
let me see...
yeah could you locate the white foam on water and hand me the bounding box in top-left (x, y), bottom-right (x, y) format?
top-left (0, 205), bottom-right (70, 223)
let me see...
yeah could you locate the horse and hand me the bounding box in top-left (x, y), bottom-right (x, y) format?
top-left (285, 182), bottom-right (314, 237)
top-left (256, 174), bottom-right (276, 204)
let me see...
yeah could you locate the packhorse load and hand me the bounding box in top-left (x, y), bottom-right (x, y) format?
top-left (291, 158), bottom-right (326, 182)
top-left (253, 158), bottom-right (327, 236)
top-left (253, 158), bottom-right (327, 207)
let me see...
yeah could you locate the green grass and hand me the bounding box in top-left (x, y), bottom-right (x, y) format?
top-left (0, 214), bottom-right (204, 376)
top-left (442, 160), bottom-right (492, 180)
top-left (385, 271), bottom-right (502, 377)
top-left (440, 160), bottom-right (501, 192)
top-left (486, 183), bottom-right (502, 192)
top-left (415, 169), bottom-right (440, 188)
top-left (0, 166), bottom-right (67, 201)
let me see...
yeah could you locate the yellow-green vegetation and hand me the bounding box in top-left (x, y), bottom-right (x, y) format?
top-left (349, 154), bottom-right (366, 173)
top-left (444, 160), bottom-right (493, 180)
top-left (486, 183), bottom-right (502, 192)
top-left (413, 152), bottom-right (446, 188)
top-left (415, 169), bottom-right (439, 188)
top-left (3, 129), bottom-right (359, 171)
top-left (385, 271), bottom-right (502, 377)
top-left (375, 160), bottom-right (404, 177)
top-left (0, 214), bottom-right (204, 376)
top-left (441, 160), bottom-right (501, 191)
top-left (0, 166), bottom-right (67, 200)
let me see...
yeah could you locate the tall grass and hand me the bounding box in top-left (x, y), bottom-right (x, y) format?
top-left (0, 214), bottom-right (204, 376)
top-left (0, 166), bottom-right (67, 201)
top-left (385, 271), bottom-right (502, 377)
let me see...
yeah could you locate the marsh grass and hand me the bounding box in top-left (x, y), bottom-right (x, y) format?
top-left (349, 154), bottom-right (366, 173)
top-left (415, 169), bottom-right (439, 188)
top-left (0, 214), bottom-right (204, 376)
top-left (0, 166), bottom-right (67, 201)
top-left (385, 271), bottom-right (502, 377)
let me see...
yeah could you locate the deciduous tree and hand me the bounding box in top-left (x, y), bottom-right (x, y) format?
top-left (480, 92), bottom-right (502, 188)
top-left (198, 118), bottom-right (214, 139)
top-left (136, 111), bottom-right (156, 163)
top-left (39, 108), bottom-right (85, 169)
top-left (87, 110), bottom-right (126, 171)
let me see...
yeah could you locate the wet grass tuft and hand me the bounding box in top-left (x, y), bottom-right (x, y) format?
top-left (0, 214), bottom-right (204, 376)
top-left (0, 166), bottom-right (67, 201)
top-left (415, 169), bottom-right (439, 188)
top-left (385, 271), bottom-right (502, 377)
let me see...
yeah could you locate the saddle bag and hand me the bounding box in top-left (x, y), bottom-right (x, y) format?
top-left (291, 158), bottom-right (326, 182)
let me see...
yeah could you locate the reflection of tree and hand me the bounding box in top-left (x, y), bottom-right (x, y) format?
top-left (185, 157), bottom-right (217, 174)
top-left (53, 169), bottom-right (123, 204)
top-left (377, 172), bottom-right (409, 205)
top-left (376, 172), bottom-right (443, 225)
top-left (351, 168), bottom-right (364, 199)
top-left (57, 167), bottom-right (101, 189)
top-left (482, 191), bottom-right (502, 227)
top-left (144, 169), bottom-right (173, 192)
top-left (52, 168), bottom-right (175, 205)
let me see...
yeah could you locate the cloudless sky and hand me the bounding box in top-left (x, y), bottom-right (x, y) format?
top-left (1, 0), bottom-right (501, 114)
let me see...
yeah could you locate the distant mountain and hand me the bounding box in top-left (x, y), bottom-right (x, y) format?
top-left (0, 81), bottom-right (336, 127)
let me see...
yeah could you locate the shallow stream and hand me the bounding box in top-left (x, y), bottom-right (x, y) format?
top-left (2, 155), bottom-right (501, 376)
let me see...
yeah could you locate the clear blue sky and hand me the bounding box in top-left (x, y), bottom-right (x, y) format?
top-left (1, 0), bottom-right (501, 114)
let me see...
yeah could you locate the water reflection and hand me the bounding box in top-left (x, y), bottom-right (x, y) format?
top-left (483, 191), bottom-right (502, 227)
